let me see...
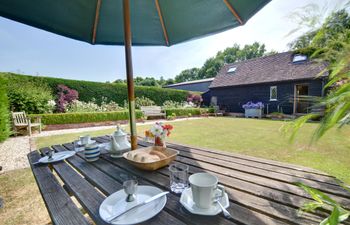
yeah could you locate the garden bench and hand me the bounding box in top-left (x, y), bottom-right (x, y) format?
top-left (141, 106), bottom-right (166, 119)
top-left (11, 111), bottom-right (41, 136)
top-left (27, 151), bottom-right (90, 225)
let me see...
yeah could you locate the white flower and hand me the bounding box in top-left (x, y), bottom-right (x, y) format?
top-left (150, 123), bottom-right (164, 137)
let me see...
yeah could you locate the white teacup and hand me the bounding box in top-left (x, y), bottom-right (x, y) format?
top-left (80, 135), bottom-right (90, 145)
top-left (189, 173), bottom-right (225, 209)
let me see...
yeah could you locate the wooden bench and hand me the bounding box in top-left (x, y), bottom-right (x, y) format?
top-left (27, 151), bottom-right (90, 225)
top-left (12, 111), bottom-right (42, 136)
top-left (140, 106), bottom-right (166, 119)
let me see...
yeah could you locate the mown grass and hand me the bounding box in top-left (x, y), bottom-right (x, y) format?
top-left (34, 117), bottom-right (350, 184)
top-left (0, 168), bottom-right (50, 225)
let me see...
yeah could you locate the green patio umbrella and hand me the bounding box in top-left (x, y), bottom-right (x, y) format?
top-left (0, 0), bottom-right (270, 149)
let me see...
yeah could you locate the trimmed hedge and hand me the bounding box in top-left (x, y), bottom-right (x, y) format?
top-left (4, 73), bottom-right (189, 106)
top-left (164, 108), bottom-right (209, 117)
top-left (30, 110), bottom-right (143, 125)
top-left (0, 75), bottom-right (10, 142)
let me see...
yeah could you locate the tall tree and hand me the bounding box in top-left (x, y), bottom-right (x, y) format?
top-left (175, 68), bottom-right (200, 83)
top-left (194, 42), bottom-right (267, 80)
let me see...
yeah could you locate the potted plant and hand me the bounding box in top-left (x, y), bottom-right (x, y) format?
top-left (242, 101), bottom-right (264, 118)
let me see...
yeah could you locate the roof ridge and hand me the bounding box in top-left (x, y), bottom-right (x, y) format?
top-left (224, 51), bottom-right (293, 67)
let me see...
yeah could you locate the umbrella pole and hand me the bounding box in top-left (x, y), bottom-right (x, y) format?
top-left (123, 0), bottom-right (137, 150)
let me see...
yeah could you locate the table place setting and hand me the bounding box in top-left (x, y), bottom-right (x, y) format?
top-left (32, 149), bottom-right (76, 165)
top-left (99, 180), bottom-right (168, 225)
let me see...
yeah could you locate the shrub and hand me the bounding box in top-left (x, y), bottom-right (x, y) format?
top-left (4, 73), bottom-right (188, 106)
top-left (30, 110), bottom-right (143, 125)
top-left (56, 85), bottom-right (79, 112)
top-left (187, 93), bottom-right (203, 107)
top-left (135, 96), bottom-right (155, 109)
top-left (66, 99), bottom-right (123, 113)
top-left (164, 108), bottom-right (209, 117)
top-left (162, 100), bottom-right (183, 108)
top-left (7, 78), bottom-right (54, 114)
top-left (0, 75), bottom-right (10, 142)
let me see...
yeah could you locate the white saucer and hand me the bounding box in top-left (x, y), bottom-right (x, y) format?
top-left (77, 140), bottom-right (96, 145)
top-left (101, 143), bottom-right (129, 158)
top-left (99, 185), bottom-right (167, 225)
top-left (180, 187), bottom-right (229, 216)
top-left (38, 151), bottom-right (75, 163)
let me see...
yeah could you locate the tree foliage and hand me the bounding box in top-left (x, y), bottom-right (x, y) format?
top-left (285, 7), bottom-right (350, 225)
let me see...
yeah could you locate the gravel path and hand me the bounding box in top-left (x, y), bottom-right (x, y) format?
top-left (0, 117), bottom-right (203, 173)
top-left (0, 136), bottom-right (31, 173)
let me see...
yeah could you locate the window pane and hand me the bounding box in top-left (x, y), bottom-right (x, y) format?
top-left (270, 86), bottom-right (277, 100)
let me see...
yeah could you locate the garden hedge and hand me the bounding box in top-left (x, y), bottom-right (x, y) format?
top-left (30, 110), bottom-right (143, 125)
top-left (4, 73), bottom-right (189, 106)
top-left (0, 75), bottom-right (10, 142)
top-left (164, 108), bottom-right (210, 117)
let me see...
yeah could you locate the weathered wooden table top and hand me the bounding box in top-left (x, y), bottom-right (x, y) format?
top-left (28, 136), bottom-right (350, 225)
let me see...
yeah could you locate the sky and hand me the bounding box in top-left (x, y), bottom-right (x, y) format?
top-left (0, 0), bottom-right (344, 82)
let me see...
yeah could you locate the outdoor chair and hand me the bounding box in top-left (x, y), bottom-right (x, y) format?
top-left (11, 111), bottom-right (42, 136)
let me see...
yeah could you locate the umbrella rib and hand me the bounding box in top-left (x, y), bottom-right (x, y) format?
top-left (223, 0), bottom-right (244, 25)
top-left (92, 0), bottom-right (102, 44)
top-left (155, 0), bottom-right (169, 46)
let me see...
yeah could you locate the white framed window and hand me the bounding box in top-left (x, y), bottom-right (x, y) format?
top-left (270, 86), bottom-right (277, 101)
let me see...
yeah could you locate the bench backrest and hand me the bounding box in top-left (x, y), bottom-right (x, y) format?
top-left (12, 112), bottom-right (29, 125)
top-left (140, 106), bottom-right (163, 114)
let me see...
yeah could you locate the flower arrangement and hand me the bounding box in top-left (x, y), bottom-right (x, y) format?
top-left (145, 122), bottom-right (173, 147)
top-left (242, 101), bottom-right (264, 109)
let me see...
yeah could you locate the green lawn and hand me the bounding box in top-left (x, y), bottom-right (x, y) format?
top-left (34, 117), bottom-right (350, 184)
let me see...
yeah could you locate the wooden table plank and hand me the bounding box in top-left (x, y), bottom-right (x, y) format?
top-left (39, 147), bottom-right (108, 225)
top-left (93, 156), bottom-right (282, 225)
top-left (101, 153), bottom-right (323, 225)
top-left (136, 141), bottom-right (350, 209)
top-left (161, 141), bottom-right (330, 176)
top-left (52, 144), bottom-right (187, 225)
top-left (154, 141), bottom-right (338, 185)
top-left (28, 151), bottom-right (90, 225)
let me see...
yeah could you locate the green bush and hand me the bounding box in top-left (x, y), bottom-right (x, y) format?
top-left (29, 110), bottom-right (143, 125)
top-left (164, 108), bottom-right (208, 117)
top-left (0, 75), bottom-right (10, 142)
top-left (7, 76), bottom-right (54, 114)
top-left (4, 73), bottom-right (188, 106)
top-left (135, 96), bottom-right (155, 109)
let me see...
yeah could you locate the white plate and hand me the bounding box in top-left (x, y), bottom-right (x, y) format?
top-left (77, 140), bottom-right (96, 145)
top-left (38, 151), bottom-right (75, 163)
top-left (99, 186), bottom-right (167, 225)
top-left (180, 187), bottom-right (229, 216)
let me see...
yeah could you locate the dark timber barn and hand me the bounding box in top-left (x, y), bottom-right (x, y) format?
top-left (208, 52), bottom-right (328, 115)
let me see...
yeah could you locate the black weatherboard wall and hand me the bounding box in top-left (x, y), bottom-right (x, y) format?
top-left (210, 79), bottom-right (324, 114)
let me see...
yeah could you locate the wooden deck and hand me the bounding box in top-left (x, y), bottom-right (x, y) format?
top-left (28, 136), bottom-right (350, 225)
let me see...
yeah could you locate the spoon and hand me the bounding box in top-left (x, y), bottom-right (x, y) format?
top-left (215, 197), bottom-right (232, 219)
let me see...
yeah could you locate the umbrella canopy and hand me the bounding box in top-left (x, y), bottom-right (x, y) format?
top-left (0, 0), bottom-right (270, 46)
top-left (0, 0), bottom-right (270, 149)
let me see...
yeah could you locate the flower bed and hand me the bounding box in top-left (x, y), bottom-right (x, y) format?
top-left (164, 108), bottom-right (210, 117)
top-left (29, 110), bottom-right (143, 125)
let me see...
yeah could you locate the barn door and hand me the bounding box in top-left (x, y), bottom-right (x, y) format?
top-left (295, 84), bottom-right (309, 113)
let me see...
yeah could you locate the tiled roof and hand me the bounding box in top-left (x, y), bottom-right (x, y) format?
top-left (209, 52), bottom-right (328, 88)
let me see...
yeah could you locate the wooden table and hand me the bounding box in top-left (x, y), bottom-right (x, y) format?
top-left (28, 136), bottom-right (350, 225)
